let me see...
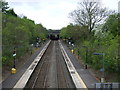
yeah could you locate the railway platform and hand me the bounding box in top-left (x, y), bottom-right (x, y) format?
top-left (1, 41), bottom-right (49, 89)
top-left (61, 41), bottom-right (99, 88)
top-left (1, 40), bottom-right (99, 89)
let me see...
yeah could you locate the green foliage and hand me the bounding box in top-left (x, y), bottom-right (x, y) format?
top-left (60, 24), bottom-right (89, 43)
top-left (78, 32), bottom-right (119, 72)
top-left (6, 9), bottom-right (17, 17)
top-left (1, 0), bottom-right (9, 13)
top-left (60, 13), bottom-right (119, 81)
top-left (102, 13), bottom-right (120, 36)
top-left (2, 7), bottom-right (47, 66)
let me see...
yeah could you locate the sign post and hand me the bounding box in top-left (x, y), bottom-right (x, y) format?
top-left (12, 48), bottom-right (16, 74)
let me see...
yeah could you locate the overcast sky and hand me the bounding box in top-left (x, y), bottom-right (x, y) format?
top-left (5, 0), bottom-right (119, 30)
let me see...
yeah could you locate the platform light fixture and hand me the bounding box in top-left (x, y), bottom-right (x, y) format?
top-left (82, 46), bottom-right (88, 69)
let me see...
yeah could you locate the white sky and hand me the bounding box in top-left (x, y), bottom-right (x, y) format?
top-left (5, 0), bottom-right (119, 30)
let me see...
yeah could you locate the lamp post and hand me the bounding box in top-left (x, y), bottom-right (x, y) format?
top-left (77, 45), bottom-right (80, 59)
top-left (71, 43), bottom-right (74, 54)
top-left (31, 44), bottom-right (34, 54)
top-left (11, 34), bottom-right (17, 74)
top-left (13, 47), bottom-right (16, 68)
top-left (93, 53), bottom-right (105, 83)
top-left (36, 37), bottom-right (39, 47)
top-left (12, 47), bottom-right (16, 74)
top-left (83, 46), bottom-right (88, 69)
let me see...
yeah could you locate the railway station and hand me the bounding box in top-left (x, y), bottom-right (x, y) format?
top-left (1, 39), bottom-right (99, 89)
top-left (1, 0), bottom-right (120, 89)
top-left (1, 25), bottom-right (120, 90)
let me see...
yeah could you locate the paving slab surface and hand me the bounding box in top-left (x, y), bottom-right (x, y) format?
top-left (61, 41), bottom-right (99, 88)
top-left (1, 41), bottom-right (49, 89)
top-left (1, 40), bottom-right (99, 89)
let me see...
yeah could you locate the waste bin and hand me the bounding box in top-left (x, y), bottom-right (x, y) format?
top-left (11, 68), bottom-right (16, 74)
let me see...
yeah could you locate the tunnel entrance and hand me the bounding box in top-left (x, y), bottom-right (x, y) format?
top-left (48, 30), bottom-right (60, 40)
top-left (50, 34), bottom-right (59, 40)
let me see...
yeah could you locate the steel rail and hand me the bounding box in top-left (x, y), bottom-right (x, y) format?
top-left (56, 41), bottom-right (69, 88)
top-left (13, 40), bottom-right (51, 89)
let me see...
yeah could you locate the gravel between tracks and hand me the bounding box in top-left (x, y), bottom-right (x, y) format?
top-left (24, 41), bottom-right (75, 89)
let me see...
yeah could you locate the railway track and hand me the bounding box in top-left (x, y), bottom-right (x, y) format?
top-left (24, 41), bottom-right (75, 89)
top-left (56, 41), bottom-right (75, 88)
